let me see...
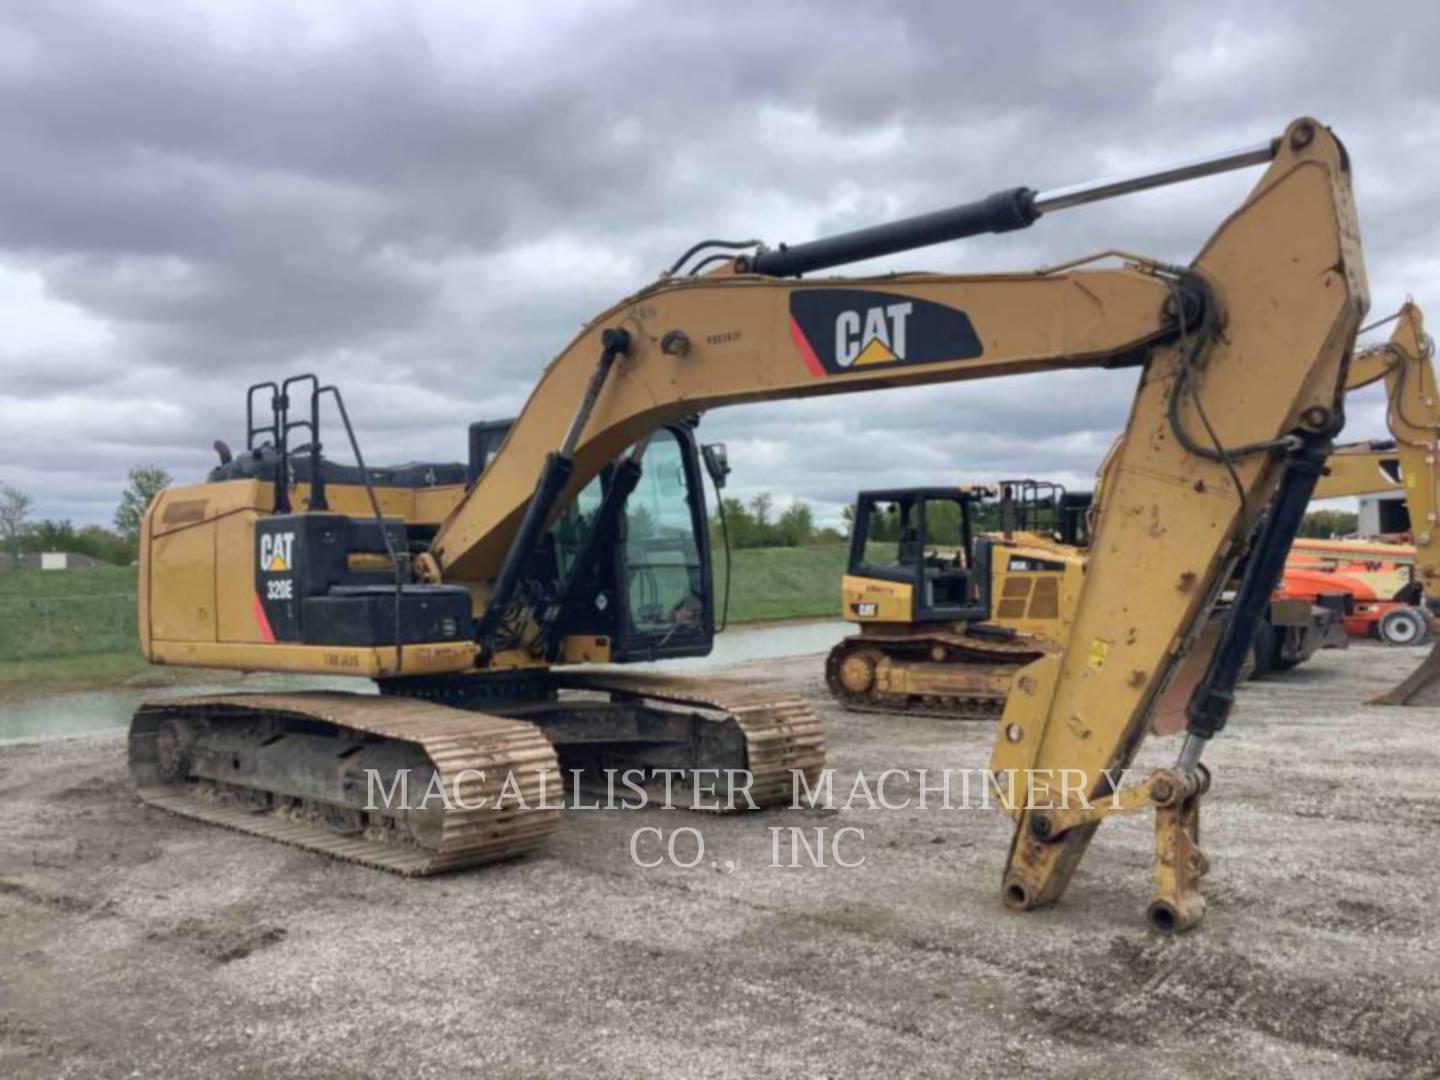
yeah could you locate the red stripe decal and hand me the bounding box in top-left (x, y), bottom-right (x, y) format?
top-left (252, 592), bottom-right (276, 643)
top-left (789, 315), bottom-right (826, 378)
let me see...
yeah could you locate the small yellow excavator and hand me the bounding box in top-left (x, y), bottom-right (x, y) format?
top-left (132, 119), bottom-right (1365, 930)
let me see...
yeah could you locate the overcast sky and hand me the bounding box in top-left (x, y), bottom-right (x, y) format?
top-left (1, 0), bottom-right (1436, 528)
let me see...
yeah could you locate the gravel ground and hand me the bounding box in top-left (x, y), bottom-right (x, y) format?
top-left (1, 644), bottom-right (1437, 1079)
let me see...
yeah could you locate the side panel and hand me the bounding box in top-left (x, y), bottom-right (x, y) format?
top-left (149, 522), bottom-right (218, 644)
top-left (987, 540), bottom-right (1085, 643)
top-left (144, 479), bottom-right (478, 675)
top-left (216, 510), bottom-right (266, 644)
top-left (842, 575), bottom-right (913, 622)
top-left (147, 639), bottom-right (475, 678)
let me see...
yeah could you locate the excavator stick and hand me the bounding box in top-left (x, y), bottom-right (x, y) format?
top-left (990, 119), bottom-right (1367, 929)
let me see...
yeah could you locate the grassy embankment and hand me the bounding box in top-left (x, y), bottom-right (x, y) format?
top-left (0, 565), bottom-right (157, 695)
top-left (715, 543), bottom-right (846, 623)
top-left (0, 546), bottom-right (847, 695)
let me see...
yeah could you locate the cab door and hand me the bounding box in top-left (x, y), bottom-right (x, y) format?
top-left (611, 424), bottom-right (715, 661)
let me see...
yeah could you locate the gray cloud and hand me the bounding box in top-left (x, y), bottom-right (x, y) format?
top-left (0, 0), bottom-right (1437, 528)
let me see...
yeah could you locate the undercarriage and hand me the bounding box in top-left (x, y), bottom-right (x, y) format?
top-left (129, 671), bottom-right (825, 872)
top-left (825, 628), bottom-right (1051, 721)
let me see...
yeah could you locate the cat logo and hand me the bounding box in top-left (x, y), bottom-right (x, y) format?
top-left (789, 289), bottom-right (982, 377)
top-left (259, 531), bottom-right (295, 573)
top-left (835, 302), bottom-right (912, 367)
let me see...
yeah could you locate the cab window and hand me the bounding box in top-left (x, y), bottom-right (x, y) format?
top-left (856, 497), bottom-right (920, 573)
top-left (551, 475), bottom-right (604, 579)
top-left (624, 430), bottom-right (705, 634)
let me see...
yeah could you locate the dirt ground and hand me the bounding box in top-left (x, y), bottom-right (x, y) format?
top-left (1, 644), bottom-right (1438, 1079)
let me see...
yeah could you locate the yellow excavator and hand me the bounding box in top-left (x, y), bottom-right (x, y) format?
top-left (131, 118), bottom-right (1364, 931)
top-left (830, 301), bottom-right (1440, 715)
top-left (1308, 301), bottom-right (1440, 701)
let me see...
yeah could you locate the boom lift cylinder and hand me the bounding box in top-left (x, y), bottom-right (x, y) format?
top-left (748, 142), bottom-right (1278, 277)
top-left (473, 328), bottom-right (631, 649)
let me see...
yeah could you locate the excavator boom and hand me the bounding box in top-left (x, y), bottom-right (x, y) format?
top-left (431, 271), bottom-right (1179, 582)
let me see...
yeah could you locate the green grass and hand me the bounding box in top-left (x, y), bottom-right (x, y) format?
top-left (0, 567), bottom-right (139, 663)
top-left (0, 564), bottom-right (135, 596)
top-left (0, 651), bottom-right (147, 690)
top-left (0, 652), bottom-right (226, 703)
top-left (718, 543), bottom-right (847, 624)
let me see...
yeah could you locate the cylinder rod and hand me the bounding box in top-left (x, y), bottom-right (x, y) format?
top-left (748, 138), bottom-right (1279, 278)
top-left (1034, 140), bottom-right (1279, 214)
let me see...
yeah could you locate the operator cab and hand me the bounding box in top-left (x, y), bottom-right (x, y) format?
top-left (847, 487), bottom-right (992, 623)
top-left (468, 418), bottom-right (728, 663)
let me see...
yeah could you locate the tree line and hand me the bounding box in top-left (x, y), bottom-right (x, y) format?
top-left (711, 494), bottom-right (845, 549)
top-left (0, 466), bottom-right (171, 567)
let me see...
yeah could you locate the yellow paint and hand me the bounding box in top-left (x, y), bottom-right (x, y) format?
top-left (561, 635), bottom-right (613, 664)
top-left (143, 478), bottom-right (477, 665)
top-left (854, 337), bottom-right (897, 365)
top-left (148, 639), bottom-right (476, 678)
top-left (149, 521), bottom-right (217, 644)
top-left (1086, 638), bottom-right (1110, 670)
top-left (840, 574), bottom-right (913, 622)
top-left (987, 534), bottom-right (1086, 642)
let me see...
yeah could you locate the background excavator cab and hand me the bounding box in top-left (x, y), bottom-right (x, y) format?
top-left (846, 487), bottom-right (991, 623)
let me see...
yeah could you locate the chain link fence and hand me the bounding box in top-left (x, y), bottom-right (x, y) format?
top-left (0, 592), bottom-right (138, 660)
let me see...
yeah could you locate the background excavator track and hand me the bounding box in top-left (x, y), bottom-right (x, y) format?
top-left (825, 632), bottom-right (1047, 721)
top-left (128, 692), bottom-right (561, 875)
